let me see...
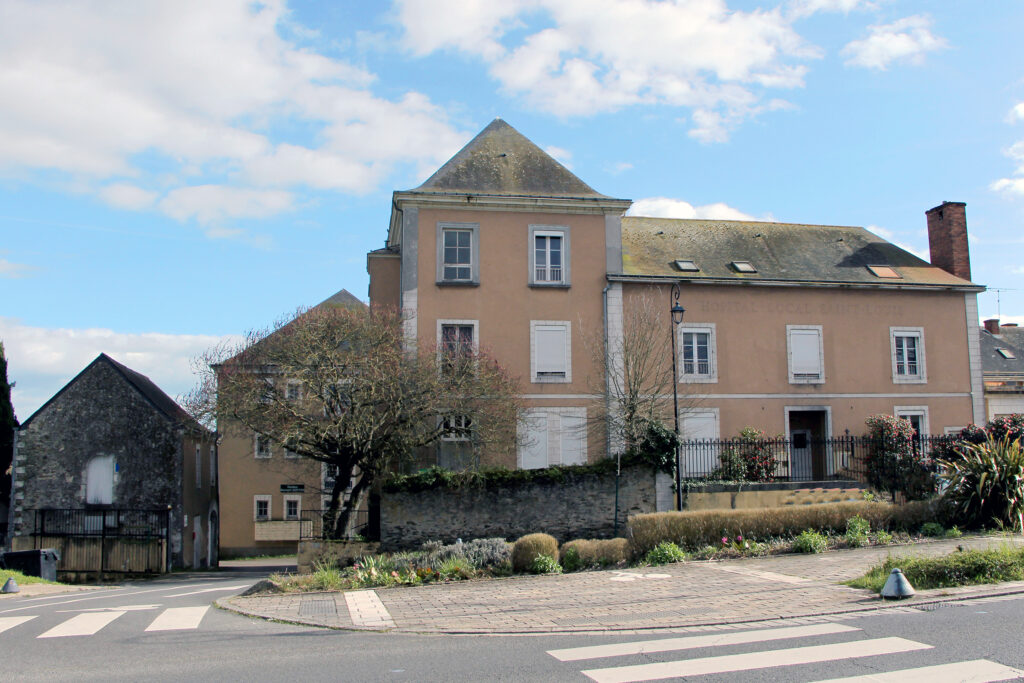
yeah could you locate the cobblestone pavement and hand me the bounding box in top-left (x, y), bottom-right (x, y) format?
top-left (219, 534), bottom-right (1024, 635)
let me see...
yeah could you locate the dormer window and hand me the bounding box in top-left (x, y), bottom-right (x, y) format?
top-left (997, 348), bottom-right (1017, 359)
top-left (731, 261), bottom-right (757, 273)
top-left (674, 260), bottom-right (700, 272)
top-left (867, 265), bottom-right (902, 279)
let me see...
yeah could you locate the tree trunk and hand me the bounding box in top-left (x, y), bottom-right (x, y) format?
top-left (325, 464), bottom-right (351, 540)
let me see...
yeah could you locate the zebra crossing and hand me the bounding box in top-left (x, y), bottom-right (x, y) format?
top-left (547, 622), bottom-right (1024, 682)
top-left (0, 604), bottom-right (212, 639)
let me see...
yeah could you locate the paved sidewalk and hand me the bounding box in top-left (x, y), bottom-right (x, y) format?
top-left (0, 581), bottom-right (105, 599)
top-left (219, 534), bottom-right (1024, 635)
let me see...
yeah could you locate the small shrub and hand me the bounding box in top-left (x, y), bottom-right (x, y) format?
top-left (559, 538), bottom-right (630, 570)
top-left (921, 521), bottom-right (945, 537)
top-left (864, 414), bottom-right (936, 501)
top-left (438, 556), bottom-right (474, 580)
top-left (847, 545), bottom-right (1024, 592)
top-left (940, 436), bottom-right (1024, 531)
top-left (644, 541), bottom-right (687, 565)
top-left (309, 560), bottom-right (347, 591)
top-left (793, 530), bottom-right (828, 554)
top-left (512, 533), bottom-right (559, 573)
top-left (529, 554), bottom-right (562, 574)
top-left (845, 515), bottom-right (871, 548)
top-left (875, 530), bottom-right (893, 545)
top-left (945, 525), bottom-right (963, 538)
top-left (561, 546), bottom-right (583, 573)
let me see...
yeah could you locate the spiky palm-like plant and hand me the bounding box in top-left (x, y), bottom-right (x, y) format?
top-left (939, 436), bottom-right (1024, 531)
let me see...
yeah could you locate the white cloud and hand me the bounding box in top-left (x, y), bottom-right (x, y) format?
top-left (628, 197), bottom-right (755, 220)
top-left (1009, 102), bottom-right (1024, 123)
top-left (396, 0), bottom-right (819, 142)
top-left (842, 15), bottom-right (947, 70)
top-left (0, 258), bottom-right (35, 278)
top-left (993, 115), bottom-right (1024, 198)
top-left (99, 183), bottom-right (159, 211)
top-left (0, 317), bottom-right (235, 419)
top-left (0, 0), bottom-right (468, 231)
top-left (787, 0), bottom-right (875, 20)
top-left (157, 186), bottom-right (295, 226)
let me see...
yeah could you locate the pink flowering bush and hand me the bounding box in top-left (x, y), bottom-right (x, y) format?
top-left (864, 414), bottom-right (936, 500)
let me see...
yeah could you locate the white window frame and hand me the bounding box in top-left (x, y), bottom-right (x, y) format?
top-left (209, 444), bottom-right (217, 486)
top-left (253, 495), bottom-right (271, 521)
top-left (283, 495), bottom-right (302, 521)
top-left (436, 222), bottom-right (480, 284)
top-left (530, 320), bottom-right (572, 383)
top-left (284, 445), bottom-right (300, 459)
top-left (195, 445), bottom-right (202, 490)
top-left (437, 319), bottom-right (479, 374)
top-left (677, 323), bottom-right (718, 383)
top-left (285, 380), bottom-right (303, 401)
top-left (528, 225), bottom-right (571, 286)
top-left (786, 324), bottom-right (825, 384)
top-left (254, 434), bottom-right (272, 459)
top-left (678, 408), bottom-right (721, 478)
top-left (894, 405), bottom-right (930, 437)
top-left (440, 414), bottom-right (472, 441)
top-left (890, 327), bottom-right (927, 384)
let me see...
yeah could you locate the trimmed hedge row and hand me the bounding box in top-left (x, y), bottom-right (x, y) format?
top-left (627, 500), bottom-right (937, 556)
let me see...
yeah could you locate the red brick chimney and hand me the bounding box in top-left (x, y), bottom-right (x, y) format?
top-left (984, 318), bottom-right (1001, 334)
top-left (926, 201), bottom-right (971, 281)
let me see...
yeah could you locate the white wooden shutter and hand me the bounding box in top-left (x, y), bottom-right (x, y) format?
top-left (535, 325), bottom-right (567, 375)
top-left (790, 329), bottom-right (821, 378)
top-left (519, 411), bottom-right (548, 469)
top-left (86, 455), bottom-right (114, 504)
top-left (559, 411), bottom-right (586, 465)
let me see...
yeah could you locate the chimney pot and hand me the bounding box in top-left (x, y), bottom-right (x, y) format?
top-left (926, 201), bottom-right (971, 281)
top-left (984, 319), bottom-right (1001, 334)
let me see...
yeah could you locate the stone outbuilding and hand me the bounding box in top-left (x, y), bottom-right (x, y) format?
top-left (7, 353), bottom-right (217, 569)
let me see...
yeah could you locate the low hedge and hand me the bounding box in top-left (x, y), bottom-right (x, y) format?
top-left (560, 538), bottom-right (630, 571)
top-left (511, 533), bottom-right (559, 573)
top-left (848, 545), bottom-right (1024, 592)
top-left (383, 456), bottom-right (655, 493)
top-left (627, 500), bottom-right (937, 556)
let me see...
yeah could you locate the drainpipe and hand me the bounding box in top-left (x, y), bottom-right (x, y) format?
top-left (604, 285), bottom-right (620, 536)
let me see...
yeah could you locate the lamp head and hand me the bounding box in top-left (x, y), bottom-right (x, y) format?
top-left (671, 302), bottom-right (686, 325)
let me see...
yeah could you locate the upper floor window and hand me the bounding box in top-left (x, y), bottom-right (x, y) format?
top-left (285, 380), bottom-right (302, 401)
top-left (528, 225), bottom-right (570, 286)
top-left (436, 223), bottom-right (480, 285)
top-left (891, 327), bottom-right (926, 384)
top-left (678, 323), bottom-right (718, 383)
top-left (195, 445), bottom-right (202, 489)
top-left (85, 455), bottom-right (115, 505)
top-left (531, 320), bottom-right (571, 383)
top-left (787, 325), bottom-right (824, 384)
top-left (438, 320), bottom-right (478, 375)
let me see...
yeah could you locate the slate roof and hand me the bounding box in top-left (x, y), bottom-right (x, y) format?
top-left (408, 118), bottom-right (615, 199)
top-left (618, 217), bottom-right (981, 289)
top-left (981, 327), bottom-right (1024, 382)
top-left (315, 288), bottom-right (367, 310)
top-left (22, 353), bottom-right (200, 429)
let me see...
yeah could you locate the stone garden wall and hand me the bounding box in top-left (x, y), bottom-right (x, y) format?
top-left (380, 465), bottom-right (658, 550)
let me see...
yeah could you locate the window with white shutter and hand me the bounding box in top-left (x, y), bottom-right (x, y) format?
top-left (531, 321), bottom-right (571, 383)
top-left (787, 325), bottom-right (824, 384)
top-left (518, 408), bottom-right (587, 469)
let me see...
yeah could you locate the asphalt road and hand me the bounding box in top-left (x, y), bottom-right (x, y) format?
top-left (4, 569), bottom-right (1024, 682)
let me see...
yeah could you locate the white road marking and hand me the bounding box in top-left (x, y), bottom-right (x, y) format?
top-left (145, 606), bottom-right (210, 632)
top-left (164, 584), bottom-right (250, 597)
top-left (607, 571), bottom-right (671, 583)
top-left (709, 565), bottom-right (813, 584)
top-left (0, 581), bottom-right (249, 615)
top-left (0, 616), bottom-right (36, 634)
top-left (57, 604), bottom-right (161, 613)
top-left (548, 623), bottom-right (861, 661)
top-left (811, 659), bottom-right (1024, 682)
top-left (581, 637), bottom-right (932, 683)
top-left (345, 590), bottom-right (394, 629)
top-left (38, 611), bottom-right (125, 638)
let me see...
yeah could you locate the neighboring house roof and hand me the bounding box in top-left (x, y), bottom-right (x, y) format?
top-left (21, 353), bottom-right (203, 430)
top-left (981, 327), bottom-right (1024, 384)
top-left (315, 288), bottom-right (368, 310)
top-left (408, 118), bottom-right (614, 199)
top-left (617, 217), bottom-right (982, 290)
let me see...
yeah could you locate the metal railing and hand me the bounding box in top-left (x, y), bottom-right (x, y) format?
top-left (25, 508), bottom-right (170, 540)
top-left (299, 508), bottom-right (370, 540)
top-left (675, 434), bottom-right (954, 483)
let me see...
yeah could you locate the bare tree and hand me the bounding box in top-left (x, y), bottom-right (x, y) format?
top-left (583, 287), bottom-right (700, 461)
top-left (186, 305), bottom-right (522, 537)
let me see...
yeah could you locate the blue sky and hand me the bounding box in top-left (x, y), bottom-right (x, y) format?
top-left (2, 0), bottom-right (1023, 418)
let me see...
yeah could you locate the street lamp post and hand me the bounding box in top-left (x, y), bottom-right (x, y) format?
top-left (669, 282), bottom-right (686, 511)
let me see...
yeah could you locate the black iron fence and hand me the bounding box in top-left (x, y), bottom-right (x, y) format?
top-left (299, 508), bottom-right (370, 541)
top-left (25, 508), bottom-right (170, 540)
top-left (675, 434), bottom-right (955, 483)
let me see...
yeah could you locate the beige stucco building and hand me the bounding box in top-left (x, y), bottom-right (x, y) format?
top-left (368, 119), bottom-right (984, 478)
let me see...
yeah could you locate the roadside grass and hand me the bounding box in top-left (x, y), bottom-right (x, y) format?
top-left (845, 544), bottom-right (1024, 592)
top-left (0, 569), bottom-right (60, 586)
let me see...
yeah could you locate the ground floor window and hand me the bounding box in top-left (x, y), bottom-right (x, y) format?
top-left (518, 407), bottom-right (586, 469)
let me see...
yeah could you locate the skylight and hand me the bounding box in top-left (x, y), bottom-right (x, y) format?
top-left (997, 348), bottom-right (1017, 359)
top-left (867, 265), bottom-right (902, 278)
top-left (674, 260), bottom-right (700, 272)
top-left (731, 261), bottom-right (757, 273)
